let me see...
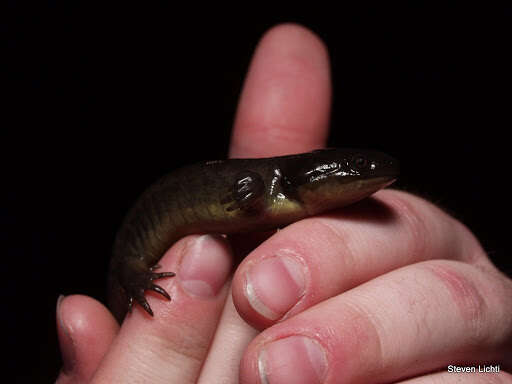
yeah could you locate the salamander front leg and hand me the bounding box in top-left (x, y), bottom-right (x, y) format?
top-left (221, 170), bottom-right (265, 213)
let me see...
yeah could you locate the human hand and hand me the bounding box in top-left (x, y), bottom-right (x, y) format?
top-left (56, 24), bottom-right (512, 383)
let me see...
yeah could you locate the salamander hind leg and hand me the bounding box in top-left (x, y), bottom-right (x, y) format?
top-left (220, 170), bottom-right (265, 213)
top-left (110, 257), bottom-right (175, 321)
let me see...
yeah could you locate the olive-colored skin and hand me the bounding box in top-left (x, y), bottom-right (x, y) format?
top-left (108, 149), bottom-right (399, 323)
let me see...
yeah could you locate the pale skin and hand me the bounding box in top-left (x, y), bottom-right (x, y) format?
top-left (56, 24), bottom-right (512, 383)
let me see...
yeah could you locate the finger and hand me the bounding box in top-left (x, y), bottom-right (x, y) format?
top-left (232, 189), bottom-right (488, 328)
top-left (197, 294), bottom-right (258, 383)
top-left (240, 259), bottom-right (512, 383)
top-left (92, 234), bottom-right (233, 383)
top-left (397, 369), bottom-right (512, 383)
top-left (199, 24), bottom-right (333, 381)
top-left (55, 295), bottom-right (118, 384)
top-left (230, 23), bottom-right (331, 158)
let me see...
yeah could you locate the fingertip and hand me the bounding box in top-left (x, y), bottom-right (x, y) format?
top-left (232, 252), bottom-right (308, 330)
top-left (231, 23), bottom-right (331, 158)
top-left (56, 295), bottom-right (76, 376)
top-left (56, 294), bottom-right (118, 382)
top-left (259, 23), bottom-right (330, 65)
top-left (59, 294), bottom-right (119, 337)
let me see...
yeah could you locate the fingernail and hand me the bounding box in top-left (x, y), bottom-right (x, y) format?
top-left (245, 255), bottom-right (306, 320)
top-left (258, 336), bottom-right (327, 384)
top-left (56, 295), bottom-right (75, 374)
top-left (180, 235), bottom-right (232, 297)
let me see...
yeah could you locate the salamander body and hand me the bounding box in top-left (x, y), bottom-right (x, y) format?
top-left (108, 149), bottom-right (399, 323)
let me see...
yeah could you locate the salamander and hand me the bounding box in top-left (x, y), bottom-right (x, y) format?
top-left (108, 148), bottom-right (399, 323)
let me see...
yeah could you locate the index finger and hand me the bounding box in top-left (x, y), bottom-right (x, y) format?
top-left (230, 23), bottom-right (331, 158)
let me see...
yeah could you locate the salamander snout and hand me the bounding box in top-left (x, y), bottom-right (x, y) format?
top-left (348, 150), bottom-right (400, 180)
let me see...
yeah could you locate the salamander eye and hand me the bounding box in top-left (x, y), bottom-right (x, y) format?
top-left (351, 154), bottom-right (368, 170)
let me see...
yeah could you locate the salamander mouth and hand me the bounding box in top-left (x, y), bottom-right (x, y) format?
top-left (299, 174), bottom-right (399, 216)
top-left (352, 175), bottom-right (397, 193)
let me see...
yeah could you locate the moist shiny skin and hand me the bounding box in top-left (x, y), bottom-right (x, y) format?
top-left (108, 149), bottom-right (399, 323)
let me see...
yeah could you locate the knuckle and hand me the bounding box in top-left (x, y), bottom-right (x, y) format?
top-left (157, 324), bottom-right (210, 363)
top-left (307, 217), bottom-right (357, 271)
top-left (422, 261), bottom-right (488, 339)
top-left (308, 218), bottom-right (351, 253)
top-left (384, 190), bottom-right (488, 265)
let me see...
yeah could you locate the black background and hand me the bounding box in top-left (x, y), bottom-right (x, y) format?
top-left (2, 4), bottom-right (510, 382)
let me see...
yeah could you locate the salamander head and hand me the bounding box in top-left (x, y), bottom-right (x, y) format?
top-left (283, 148), bottom-right (399, 214)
